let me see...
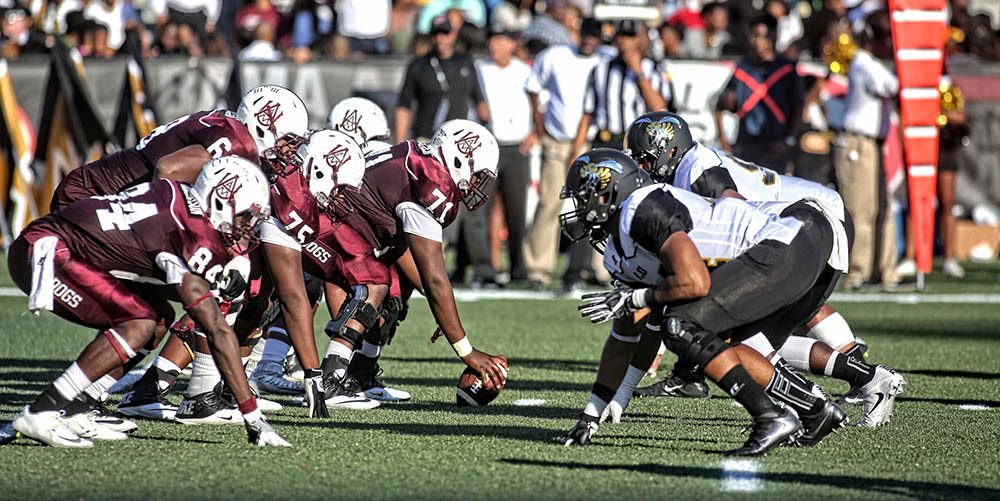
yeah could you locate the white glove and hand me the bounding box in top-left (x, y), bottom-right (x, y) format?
top-left (578, 286), bottom-right (650, 324)
top-left (600, 400), bottom-right (624, 424)
top-left (244, 413), bottom-right (291, 447)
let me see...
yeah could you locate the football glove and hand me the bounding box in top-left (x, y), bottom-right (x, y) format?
top-left (244, 415), bottom-right (291, 447)
top-left (304, 370), bottom-right (329, 419)
top-left (558, 415), bottom-right (599, 446)
top-left (578, 286), bottom-right (650, 324)
top-left (600, 400), bottom-right (624, 424)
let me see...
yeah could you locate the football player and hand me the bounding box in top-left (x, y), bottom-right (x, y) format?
top-left (623, 112), bottom-right (904, 419)
top-left (327, 97), bottom-right (393, 156)
top-left (5, 157), bottom-right (289, 447)
top-left (558, 149), bottom-right (858, 454)
top-left (315, 119), bottom-right (509, 405)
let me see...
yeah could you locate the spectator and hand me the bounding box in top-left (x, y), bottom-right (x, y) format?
top-left (335, 0), bottom-right (390, 55)
top-left (833, 20), bottom-right (899, 290)
top-left (522, 17), bottom-right (602, 291)
top-left (765, 0), bottom-right (802, 55)
top-left (464, 27), bottom-right (535, 285)
top-left (715, 14), bottom-right (804, 174)
top-left (390, 0), bottom-right (421, 55)
top-left (235, 0), bottom-right (281, 46)
top-left (520, 0), bottom-right (573, 53)
top-left (153, 0), bottom-right (220, 42)
top-left (239, 21), bottom-right (282, 61)
top-left (83, 0), bottom-right (141, 54)
top-left (797, 0), bottom-right (848, 59)
top-left (394, 13), bottom-right (488, 142)
top-left (1, 6), bottom-right (47, 58)
top-left (681, 1), bottom-right (731, 59)
top-left (416, 0), bottom-right (486, 34)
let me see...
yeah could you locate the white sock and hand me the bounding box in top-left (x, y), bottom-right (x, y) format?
top-left (358, 340), bottom-right (381, 359)
top-left (582, 393), bottom-right (608, 420)
top-left (52, 362), bottom-right (92, 403)
top-left (778, 336), bottom-right (818, 374)
top-left (186, 352), bottom-right (222, 398)
top-left (83, 374), bottom-right (117, 401)
top-left (325, 339), bottom-right (354, 362)
top-left (806, 313), bottom-right (855, 351)
top-left (153, 357), bottom-right (183, 374)
top-left (261, 328), bottom-right (292, 364)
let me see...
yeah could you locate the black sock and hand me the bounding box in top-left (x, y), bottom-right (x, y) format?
top-left (832, 353), bottom-right (875, 387)
top-left (719, 366), bottom-right (777, 418)
top-left (590, 382), bottom-right (616, 403)
top-left (766, 362), bottom-right (824, 416)
top-left (346, 353), bottom-right (378, 376)
top-left (30, 385), bottom-right (72, 413)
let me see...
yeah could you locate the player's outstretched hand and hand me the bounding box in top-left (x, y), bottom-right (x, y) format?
top-left (559, 416), bottom-right (599, 446)
top-left (600, 400), bottom-right (624, 424)
top-left (463, 350), bottom-right (508, 391)
top-left (244, 415), bottom-right (292, 447)
top-left (578, 286), bottom-right (645, 324)
top-left (304, 372), bottom-right (329, 419)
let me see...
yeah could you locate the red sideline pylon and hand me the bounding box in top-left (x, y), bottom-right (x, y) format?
top-left (889, 0), bottom-right (947, 280)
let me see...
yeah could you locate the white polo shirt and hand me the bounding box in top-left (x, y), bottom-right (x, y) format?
top-left (477, 57), bottom-right (533, 145)
top-left (336, 0), bottom-right (390, 39)
top-left (525, 45), bottom-right (600, 142)
top-left (842, 49), bottom-right (898, 140)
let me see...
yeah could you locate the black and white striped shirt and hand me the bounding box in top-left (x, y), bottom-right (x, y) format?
top-left (583, 55), bottom-right (674, 137)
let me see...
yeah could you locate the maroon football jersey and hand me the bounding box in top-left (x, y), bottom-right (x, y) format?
top-left (343, 140), bottom-right (462, 250)
top-left (54, 110), bottom-right (258, 207)
top-left (36, 180), bottom-right (233, 286)
top-left (269, 170), bottom-right (320, 245)
top-left (299, 215), bottom-right (391, 288)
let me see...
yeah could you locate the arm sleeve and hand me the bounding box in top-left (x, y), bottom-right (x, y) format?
top-left (628, 190), bottom-right (693, 252)
top-left (395, 201), bottom-right (444, 242)
top-left (258, 217), bottom-right (301, 251)
top-left (691, 166), bottom-right (739, 198)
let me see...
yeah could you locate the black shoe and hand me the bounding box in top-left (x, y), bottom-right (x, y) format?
top-left (797, 400), bottom-right (849, 447)
top-left (634, 373), bottom-right (710, 398)
top-left (118, 373), bottom-right (178, 421)
top-left (726, 408), bottom-right (802, 457)
top-left (175, 387), bottom-right (239, 425)
top-left (471, 276), bottom-right (504, 290)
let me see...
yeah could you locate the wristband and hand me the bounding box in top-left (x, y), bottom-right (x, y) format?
top-left (451, 337), bottom-right (473, 358)
top-left (630, 288), bottom-right (654, 309)
top-left (238, 396), bottom-right (259, 416)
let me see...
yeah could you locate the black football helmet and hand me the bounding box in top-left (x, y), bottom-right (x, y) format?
top-left (624, 111), bottom-right (694, 183)
top-left (560, 148), bottom-right (651, 250)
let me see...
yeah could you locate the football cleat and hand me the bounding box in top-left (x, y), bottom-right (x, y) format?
top-left (118, 376), bottom-right (178, 421)
top-left (857, 366), bottom-right (906, 428)
top-left (86, 404), bottom-right (138, 434)
top-left (251, 360), bottom-right (304, 395)
top-left (221, 383), bottom-right (283, 414)
top-left (284, 354), bottom-right (305, 382)
top-left (726, 408), bottom-right (802, 457)
top-left (175, 390), bottom-right (241, 425)
top-left (12, 406), bottom-right (92, 447)
top-left (62, 412), bottom-right (128, 441)
top-left (797, 400), bottom-right (849, 447)
top-left (256, 398), bottom-right (283, 413)
top-left (838, 386), bottom-right (865, 406)
top-left (0, 422), bottom-right (19, 445)
top-left (354, 365), bottom-right (411, 402)
top-left (633, 373), bottom-right (710, 398)
top-left (325, 376), bottom-right (380, 410)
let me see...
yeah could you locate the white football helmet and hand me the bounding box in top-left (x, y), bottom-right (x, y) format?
top-left (192, 156), bottom-right (271, 253)
top-left (430, 119), bottom-right (499, 210)
top-left (298, 129), bottom-right (366, 216)
top-left (236, 85), bottom-right (309, 155)
top-left (327, 97), bottom-right (390, 147)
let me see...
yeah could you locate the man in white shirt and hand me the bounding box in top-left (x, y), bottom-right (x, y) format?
top-left (833, 29), bottom-right (899, 289)
top-left (335, 0), bottom-right (390, 55)
top-left (522, 18), bottom-right (602, 289)
top-left (459, 27), bottom-right (535, 284)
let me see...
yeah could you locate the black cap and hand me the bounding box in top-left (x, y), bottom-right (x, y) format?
top-left (430, 14), bottom-right (453, 35)
top-left (616, 19), bottom-right (641, 37)
top-left (580, 18), bottom-right (602, 38)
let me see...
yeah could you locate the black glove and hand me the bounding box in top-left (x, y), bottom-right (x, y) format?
top-left (558, 415), bottom-right (599, 446)
top-left (304, 369), bottom-right (329, 419)
top-left (578, 285), bottom-right (651, 324)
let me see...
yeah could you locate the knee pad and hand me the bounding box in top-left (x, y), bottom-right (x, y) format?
top-left (378, 296), bottom-right (406, 345)
top-left (663, 316), bottom-right (730, 372)
top-left (324, 284), bottom-right (380, 338)
top-left (339, 326), bottom-right (364, 346)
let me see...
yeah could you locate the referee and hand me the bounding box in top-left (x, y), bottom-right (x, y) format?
top-left (572, 20), bottom-right (674, 155)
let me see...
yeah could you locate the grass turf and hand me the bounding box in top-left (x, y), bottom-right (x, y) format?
top-left (1, 267), bottom-right (999, 499)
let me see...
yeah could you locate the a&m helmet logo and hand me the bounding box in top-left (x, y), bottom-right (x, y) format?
top-left (255, 100), bottom-right (284, 133)
top-left (324, 144), bottom-right (352, 170)
top-left (340, 109), bottom-right (361, 133)
top-left (213, 172), bottom-right (244, 202)
top-left (455, 131), bottom-right (481, 158)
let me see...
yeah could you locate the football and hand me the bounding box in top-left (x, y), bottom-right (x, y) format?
top-left (456, 365), bottom-right (506, 407)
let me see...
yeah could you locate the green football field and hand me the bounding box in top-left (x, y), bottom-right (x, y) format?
top-left (1, 263), bottom-right (999, 500)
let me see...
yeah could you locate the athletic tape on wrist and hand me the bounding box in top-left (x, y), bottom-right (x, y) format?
top-left (630, 288), bottom-right (651, 309)
top-left (451, 337), bottom-right (473, 358)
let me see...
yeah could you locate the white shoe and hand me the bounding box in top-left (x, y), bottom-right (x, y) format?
top-left (325, 376), bottom-right (380, 410)
top-left (895, 259), bottom-right (917, 278)
top-left (355, 367), bottom-right (411, 402)
top-left (87, 407), bottom-right (138, 433)
top-left (251, 360), bottom-right (304, 395)
top-left (62, 412), bottom-right (128, 441)
top-left (257, 397), bottom-right (283, 413)
top-left (943, 258), bottom-right (965, 278)
top-left (12, 406), bottom-right (92, 447)
top-left (858, 366), bottom-right (906, 428)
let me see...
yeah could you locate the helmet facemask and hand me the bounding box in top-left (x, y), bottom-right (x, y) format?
top-left (261, 133), bottom-right (307, 179)
top-left (209, 179), bottom-right (269, 255)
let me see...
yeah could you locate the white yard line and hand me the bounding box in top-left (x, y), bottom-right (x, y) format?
top-left (958, 404), bottom-right (993, 411)
top-left (719, 459), bottom-right (763, 492)
top-left (512, 398), bottom-right (547, 406)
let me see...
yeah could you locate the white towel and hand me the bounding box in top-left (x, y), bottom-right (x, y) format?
top-left (28, 236), bottom-right (59, 313)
